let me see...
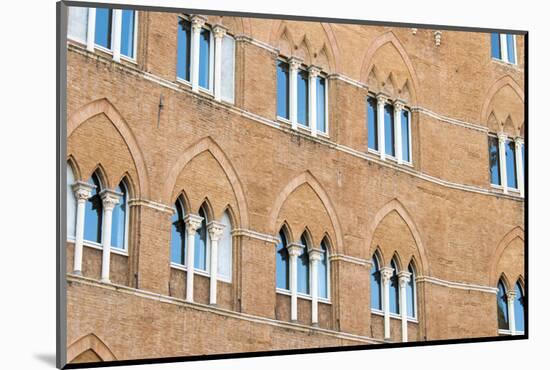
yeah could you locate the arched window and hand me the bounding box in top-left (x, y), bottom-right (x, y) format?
top-left (389, 259), bottom-right (400, 314)
top-left (67, 163), bottom-right (76, 239)
top-left (111, 180), bottom-right (128, 250)
top-left (497, 279), bottom-right (509, 330)
top-left (514, 282), bottom-right (525, 333)
top-left (170, 198), bottom-right (186, 265)
top-left (406, 263), bottom-right (416, 318)
top-left (218, 211), bottom-right (232, 281)
top-left (84, 172), bottom-right (102, 244)
top-left (276, 229), bottom-right (289, 290)
top-left (194, 206), bottom-right (208, 271)
top-left (297, 234), bottom-right (310, 294)
top-left (318, 238), bottom-right (329, 299)
top-left (370, 252), bottom-right (382, 310)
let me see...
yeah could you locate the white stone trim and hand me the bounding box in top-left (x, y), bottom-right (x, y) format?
top-left (329, 254), bottom-right (371, 266)
top-left (231, 228), bottom-right (279, 244)
top-left (416, 276), bottom-right (499, 294)
top-left (275, 287), bottom-right (331, 304)
top-left (234, 34), bottom-right (280, 55)
top-left (410, 107), bottom-right (488, 133)
top-left (128, 198), bottom-right (175, 214)
top-left (371, 309), bottom-right (419, 323)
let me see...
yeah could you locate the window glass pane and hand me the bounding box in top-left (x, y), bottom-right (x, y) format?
top-left (276, 231), bottom-right (289, 290)
top-left (95, 8), bottom-right (113, 49)
top-left (489, 136), bottom-right (501, 185)
top-left (218, 212), bottom-right (232, 280)
top-left (170, 201), bottom-right (186, 265)
top-left (67, 165), bottom-right (76, 238)
top-left (401, 110), bottom-right (410, 162)
top-left (120, 10), bottom-right (135, 58)
top-left (221, 35), bottom-right (235, 103)
top-left (194, 208), bottom-right (208, 270)
top-left (384, 104), bottom-right (395, 156)
top-left (506, 139), bottom-right (517, 188)
top-left (318, 241), bottom-right (328, 298)
top-left (367, 97), bottom-right (378, 150)
top-left (389, 260), bottom-right (399, 314)
top-left (491, 33), bottom-right (501, 59)
top-left (406, 265), bottom-right (415, 318)
top-left (84, 173), bottom-right (102, 243)
top-left (317, 77), bottom-right (326, 133)
top-left (297, 70), bottom-right (309, 126)
top-left (68, 6), bottom-right (88, 42)
top-left (506, 34), bottom-right (516, 64)
top-left (111, 183), bottom-right (127, 249)
top-left (176, 19), bottom-right (191, 81)
top-left (370, 256), bottom-right (382, 310)
top-left (297, 236), bottom-right (310, 294)
top-left (514, 283), bottom-right (524, 332)
top-left (497, 281), bottom-right (509, 330)
top-left (199, 28), bottom-right (211, 89)
top-left (276, 61), bottom-right (289, 119)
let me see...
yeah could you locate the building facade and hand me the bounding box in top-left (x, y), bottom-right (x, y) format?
top-left (64, 5), bottom-right (526, 364)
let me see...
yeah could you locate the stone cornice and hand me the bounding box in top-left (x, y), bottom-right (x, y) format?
top-left (416, 276), bottom-right (499, 294)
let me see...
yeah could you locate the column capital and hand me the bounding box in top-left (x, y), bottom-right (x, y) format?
top-left (376, 93), bottom-right (390, 105)
top-left (207, 220), bottom-right (225, 241)
top-left (380, 266), bottom-right (394, 282)
top-left (514, 136), bottom-right (524, 145)
top-left (307, 65), bottom-right (322, 78)
top-left (394, 99), bottom-right (406, 111)
top-left (287, 242), bottom-right (304, 256)
top-left (184, 214), bottom-right (204, 232)
top-left (506, 289), bottom-right (516, 303)
top-left (288, 56), bottom-right (303, 70)
top-left (190, 15), bottom-right (207, 30)
top-left (212, 24), bottom-right (228, 39)
top-left (308, 247), bottom-right (324, 261)
top-left (99, 189), bottom-right (122, 210)
top-left (398, 271), bottom-right (412, 287)
top-left (72, 181), bottom-right (95, 201)
top-left (497, 132), bottom-right (508, 143)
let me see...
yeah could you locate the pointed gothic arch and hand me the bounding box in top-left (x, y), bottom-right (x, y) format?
top-left (67, 333), bottom-right (116, 363)
top-left (480, 75), bottom-right (524, 127)
top-left (489, 226), bottom-right (525, 286)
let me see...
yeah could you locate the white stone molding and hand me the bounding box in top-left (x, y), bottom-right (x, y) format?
top-left (111, 9), bottom-right (123, 62)
top-left (309, 247), bottom-right (323, 325)
top-left (231, 228), bottom-right (280, 244)
top-left (329, 254), bottom-right (371, 266)
top-left (212, 24), bottom-right (228, 102)
top-left (128, 198), bottom-right (175, 214)
top-left (398, 271), bottom-right (411, 342)
top-left (411, 28), bottom-right (418, 35)
top-left (183, 213), bottom-right (204, 302)
top-left (394, 100), bottom-right (405, 164)
top-left (308, 65), bottom-right (322, 137)
top-left (71, 181), bottom-right (96, 275)
top-left (500, 33), bottom-right (509, 63)
top-left (434, 31), bottom-right (442, 47)
top-left (380, 266), bottom-right (394, 339)
top-left (86, 8), bottom-right (96, 52)
top-left (288, 57), bottom-right (303, 130)
top-left (207, 220), bottom-right (225, 305)
top-left (287, 242), bottom-right (304, 321)
top-left (515, 137), bottom-right (524, 197)
top-left (190, 15), bottom-right (207, 92)
top-left (415, 275), bottom-right (499, 294)
top-left (506, 289), bottom-right (517, 335)
top-left (498, 132), bottom-right (509, 194)
top-left (99, 189), bottom-right (122, 283)
top-left (376, 94), bottom-right (389, 160)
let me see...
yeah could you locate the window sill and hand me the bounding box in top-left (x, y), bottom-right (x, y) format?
top-left (275, 288), bottom-right (331, 304)
top-left (170, 262), bottom-right (232, 283)
top-left (498, 329), bottom-right (524, 336)
top-left (81, 241), bottom-right (129, 257)
top-left (371, 309), bottom-right (418, 323)
top-left (490, 184), bottom-right (522, 196)
top-left (367, 148), bottom-right (413, 167)
top-left (491, 57), bottom-right (519, 68)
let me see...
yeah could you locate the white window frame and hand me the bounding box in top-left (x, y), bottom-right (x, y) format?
top-left (317, 75), bottom-right (330, 137)
top-left (492, 33), bottom-right (517, 65)
top-left (175, 15), bottom-right (193, 86)
top-left (402, 107), bottom-right (413, 166)
top-left (366, 94), bottom-right (381, 155)
top-left (296, 66), bottom-right (310, 128)
top-left (197, 24), bottom-right (215, 94)
top-left (407, 266), bottom-right (418, 320)
top-left (111, 181), bottom-right (130, 252)
top-left (384, 102), bottom-right (398, 162)
top-left (276, 58), bottom-right (291, 123)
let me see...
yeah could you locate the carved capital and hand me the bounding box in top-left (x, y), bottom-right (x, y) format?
top-left (380, 266), bottom-right (394, 283)
top-left (72, 181), bottom-right (95, 201)
top-left (288, 56), bottom-right (303, 70)
top-left (308, 247), bottom-right (324, 262)
top-left (212, 24), bottom-right (227, 39)
top-left (287, 242), bottom-right (304, 257)
top-left (184, 214), bottom-right (204, 233)
top-left (376, 93), bottom-right (389, 106)
top-left (207, 220), bottom-right (225, 241)
top-left (515, 136), bottom-right (524, 146)
top-left (434, 30), bottom-right (442, 47)
top-left (506, 290), bottom-right (516, 303)
top-left (398, 271), bottom-right (412, 287)
top-left (394, 99), bottom-right (406, 112)
top-left (190, 15), bottom-right (207, 30)
top-left (498, 132), bottom-right (508, 144)
top-left (99, 189), bottom-right (122, 210)
top-left (307, 65), bottom-right (322, 78)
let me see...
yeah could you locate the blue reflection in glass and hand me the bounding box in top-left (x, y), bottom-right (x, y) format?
top-left (276, 61), bottom-right (289, 119)
top-left (370, 255), bottom-right (382, 310)
top-left (95, 8), bottom-right (113, 49)
top-left (406, 264), bottom-right (415, 318)
top-left (514, 283), bottom-right (524, 332)
top-left (506, 34), bottom-right (516, 64)
top-left (491, 33), bottom-right (501, 59)
top-left (297, 235), bottom-right (310, 294)
top-left (401, 110), bottom-right (410, 162)
top-left (317, 77), bottom-right (326, 133)
top-left (497, 281), bottom-right (509, 330)
top-left (367, 97), bottom-right (378, 150)
top-left (111, 182), bottom-right (127, 249)
top-left (318, 240), bottom-right (328, 298)
top-left (505, 139), bottom-right (517, 189)
top-left (198, 28), bottom-right (210, 89)
top-left (276, 231), bottom-right (289, 290)
top-left (176, 19), bottom-right (191, 81)
top-left (489, 136), bottom-right (501, 185)
top-left (120, 10), bottom-right (135, 57)
top-left (84, 173), bottom-right (102, 243)
top-left (389, 260), bottom-right (400, 314)
top-left (194, 207), bottom-right (208, 270)
top-left (170, 200), bottom-right (186, 265)
top-left (384, 105), bottom-right (395, 156)
top-left (297, 70), bottom-right (309, 126)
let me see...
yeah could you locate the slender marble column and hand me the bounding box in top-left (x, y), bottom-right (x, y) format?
top-left (377, 94), bottom-right (389, 160)
top-left (287, 242), bottom-right (304, 321)
top-left (288, 57), bottom-right (303, 130)
top-left (498, 132), bottom-right (508, 194)
top-left (71, 181), bottom-right (95, 275)
top-left (394, 100), bottom-right (405, 164)
top-left (99, 189), bottom-right (122, 283)
top-left (308, 66), bottom-right (321, 137)
top-left (207, 221), bottom-right (225, 305)
top-left (184, 214), bottom-right (204, 302)
top-left (212, 25), bottom-right (227, 101)
top-left (309, 247), bottom-right (323, 325)
top-left (190, 15), bottom-right (206, 92)
top-left (380, 266), bottom-right (394, 340)
top-left (398, 271), bottom-right (411, 342)
top-left (515, 137), bottom-right (524, 197)
top-left (507, 289), bottom-right (517, 335)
